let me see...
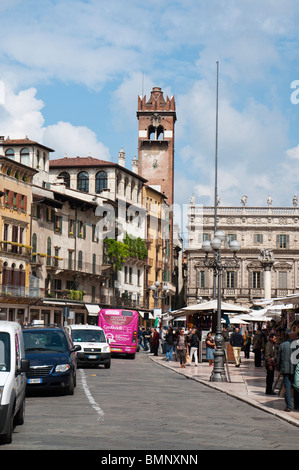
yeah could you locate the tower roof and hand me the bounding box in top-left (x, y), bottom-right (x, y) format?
top-left (137, 86), bottom-right (176, 118)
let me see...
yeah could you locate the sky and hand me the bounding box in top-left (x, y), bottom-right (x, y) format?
top-left (1, 0), bottom-right (299, 226)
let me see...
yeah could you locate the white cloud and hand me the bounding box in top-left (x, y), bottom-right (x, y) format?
top-left (0, 80), bottom-right (110, 160)
top-left (43, 122), bottom-right (110, 160)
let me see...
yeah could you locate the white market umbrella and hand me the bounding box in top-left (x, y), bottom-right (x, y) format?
top-left (171, 300), bottom-right (251, 318)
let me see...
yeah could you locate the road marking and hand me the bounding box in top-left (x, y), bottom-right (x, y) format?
top-left (79, 369), bottom-right (105, 421)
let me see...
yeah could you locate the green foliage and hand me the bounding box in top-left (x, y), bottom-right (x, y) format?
top-left (104, 239), bottom-right (129, 272)
top-left (123, 232), bottom-right (148, 260)
top-left (104, 233), bottom-right (148, 272)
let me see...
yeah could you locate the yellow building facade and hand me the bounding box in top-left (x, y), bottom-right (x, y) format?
top-left (143, 185), bottom-right (168, 311)
top-left (0, 156), bottom-right (36, 322)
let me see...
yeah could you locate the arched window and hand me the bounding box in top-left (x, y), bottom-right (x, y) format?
top-left (77, 171), bottom-right (89, 192)
top-left (5, 148), bottom-right (15, 160)
top-left (95, 171), bottom-right (108, 193)
top-left (58, 171), bottom-right (70, 188)
top-left (20, 148), bottom-right (30, 166)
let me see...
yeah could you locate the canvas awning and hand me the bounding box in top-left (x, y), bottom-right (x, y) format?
top-left (171, 300), bottom-right (251, 318)
top-left (85, 304), bottom-right (100, 316)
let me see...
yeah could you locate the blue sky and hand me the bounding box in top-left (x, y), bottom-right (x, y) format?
top-left (1, 0), bottom-right (299, 217)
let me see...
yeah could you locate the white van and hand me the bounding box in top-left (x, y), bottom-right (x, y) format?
top-left (65, 325), bottom-right (111, 369)
top-left (0, 321), bottom-right (30, 444)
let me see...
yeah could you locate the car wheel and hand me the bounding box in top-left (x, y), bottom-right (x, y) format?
top-left (65, 373), bottom-right (75, 395)
top-left (14, 399), bottom-right (25, 426)
top-left (0, 410), bottom-right (13, 444)
top-left (104, 361), bottom-right (111, 369)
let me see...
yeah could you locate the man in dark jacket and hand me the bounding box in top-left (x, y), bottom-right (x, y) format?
top-left (276, 331), bottom-right (299, 412)
top-left (264, 333), bottom-right (278, 395)
top-left (230, 327), bottom-right (244, 367)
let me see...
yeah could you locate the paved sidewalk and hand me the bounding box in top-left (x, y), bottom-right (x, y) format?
top-left (147, 352), bottom-right (299, 427)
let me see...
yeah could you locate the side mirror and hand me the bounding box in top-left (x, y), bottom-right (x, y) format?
top-left (19, 358), bottom-right (30, 374)
top-left (71, 345), bottom-right (81, 352)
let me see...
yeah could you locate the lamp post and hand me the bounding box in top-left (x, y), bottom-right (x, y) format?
top-left (150, 281), bottom-right (169, 309)
top-left (202, 230), bottom-right (241, 382)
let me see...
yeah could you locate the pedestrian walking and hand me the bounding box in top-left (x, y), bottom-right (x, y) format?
top-left (165, 327), bottom-right (175, 362)
top-left (143, 327), bottom-right (150, 351)
top-left (229, 327), bottom-right (244, 367)
top-left (188, 328), bottom-right (199, 367)
top-left (137, 326), bottom-right (144, 352)
top-left (176, 328), bottom-right (188, 368)
top-left (206, 332), bottom-right (215, 366)
top-left (151, 328), bottom-right (160, 356)
top-left (264, 333), bottom-right (278, 395)
top-left (276, 330), bottom-right (299, 412)
top-left (243, 330), bottom-right (252, 359)
top-left (252, 329), bottom-right (265, 367)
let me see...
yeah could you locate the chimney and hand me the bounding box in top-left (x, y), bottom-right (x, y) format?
top-left (132, 156), bottom-right (138, 174)
top-left (0, 136), bottom-right (4, 144)
top-left (118, 148), bottom-right (125, 167)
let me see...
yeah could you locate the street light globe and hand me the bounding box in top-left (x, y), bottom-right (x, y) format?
top-left (162, 284), bottom-right (168, 291)
top-left (155, 280), bottom-right (161, 288)
top-left (150, 284), bottom-right (157, 291)
top-left (210, 237), bottom-right (222, 250)
top-left (214, 230), bottom-right (225, 242)
top-left (229, 239), bottom-right (241, 252)
top-left (202, 240), bottom-right (212, 252)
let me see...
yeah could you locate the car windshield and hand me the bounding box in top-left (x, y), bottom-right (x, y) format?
top-left (0, 332), bottom-right (11, 372)
top-left (23, 330), bottom-right (68, 353)
top-left (71, 329), bottom-right (106, 343)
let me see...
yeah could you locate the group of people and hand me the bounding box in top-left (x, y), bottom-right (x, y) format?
top-left (139, 320), bottom-right (299, 413)
top-left (229, 322), bottom-right (299, 412)
top-left (137, 325), bottom-right (201, 368)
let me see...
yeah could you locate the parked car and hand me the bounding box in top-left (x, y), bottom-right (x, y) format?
top-left (65, 324), bottom-right (111, 369)
top-left (23, 324), bottom-right (81, 395)
top-left (0, 321), bottom-right (30, 444)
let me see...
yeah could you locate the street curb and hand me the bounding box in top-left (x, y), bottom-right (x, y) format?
top-left (149, 356), bottom-right (299, 428)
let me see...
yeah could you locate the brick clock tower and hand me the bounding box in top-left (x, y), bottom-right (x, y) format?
top-left (137, 86), bottom-right (176, 287)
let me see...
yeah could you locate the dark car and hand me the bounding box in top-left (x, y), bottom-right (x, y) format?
top-left (23, 325), bottom-right (81, 395)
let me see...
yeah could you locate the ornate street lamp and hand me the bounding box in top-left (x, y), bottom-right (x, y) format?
top-left (202, 230), bottom-right (241, 382)
top-left (150, 281), bottom-right (169, 309)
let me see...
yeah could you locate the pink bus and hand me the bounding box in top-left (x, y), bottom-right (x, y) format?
top-left (98, 309), bottom-right (138, 358)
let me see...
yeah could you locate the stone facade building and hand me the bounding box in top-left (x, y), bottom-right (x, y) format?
top-left (186, 196), bottom-right (299, 308)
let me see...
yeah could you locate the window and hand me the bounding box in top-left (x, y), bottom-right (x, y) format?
top-left (196, 271), bottom-right (206, 288)
top-left (78, 251), bottom-right (83, 269)
top-left (202, 233), bottom-right (211, 242)
top-left (277, 234), bottom-right (289, 249)
top-left (278, 271), bottom-right (287, 289)
top-left (32, 234), bottom-right (37, 262)
top-left (54, 215), bottom-right (62, 234)
top-left (20, 148), bottom-right (30, 166)
top-left (95, 171), bottom-right (108, 193)
top-left (129, 267), bottom-right (133, 284)
top-left (252, 271), bottom-right (262, 289)
top-left (77, 171), bottom-right (89, 192)
top-left (68, 251), bottom-right (73, 270)
top-left (68, 219), bottom-right (75, 237)
top-left (254, 234), bottom-right (263, 244)
top-left (5, 148), bottom-right (14, 159)
top-left (92, 254), bottom-right (96, 274)
top-left (226, 271), bottom-right (236, 288)
top-left (47, 237), bottom-right (51, 266)
top-left (54, 248), bottom-right (60, 267)
top-left (58, 172), bottom-right (70, 188)
top-left (124, 266), bottom-right (128, 283)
